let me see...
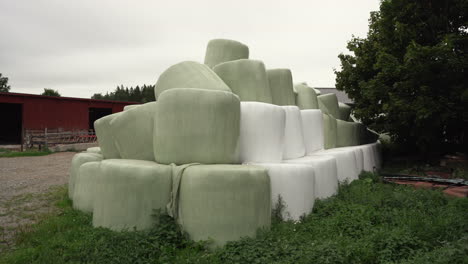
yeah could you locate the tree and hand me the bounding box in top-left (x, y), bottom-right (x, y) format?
top-left (0, 73), bottom-right (11, 92)
top-left (335, 0), bottom-right (468, 155)
top-left (91, 84), bottom-right (155, 102)
top-left (41, 88), bottom-right (61, 97)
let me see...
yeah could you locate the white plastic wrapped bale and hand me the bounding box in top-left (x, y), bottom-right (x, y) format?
top-left (283, 155), bottom-right (338, 199)
top-left (73, 161), bottom-right (100, 213)
top-left (282, 107), bottom-right (338, 199)
top-left (239, 102), bottom-right (285, 163)
top-left (109, 102), bottom-right (157, 161)
top-left (300, 109), bottom-right (361, 182)
top-left (68, 152), bottom-right (103, 199)
top-left (251, 163), bottom-right (315, 220)
top-left (93, 159), bottom-right (172, 231)
top-left (94, 112), bottom-right (121, 159)
top-left (282, 106), bottom-right (306, 159)
top-left (86, 147), bottom-right (101, 154)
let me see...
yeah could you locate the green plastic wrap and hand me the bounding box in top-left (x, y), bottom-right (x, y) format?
top-left (68, 152), bottom-right (103, 199)
top-left (318, 93), bottom-right (340, 119)
top-left (93, 159), bottom-right (172, 231)
top-left (109, 102), bottom-right (157, 161)
top-left (154, 61), bottom-right (231, 99)
top-left (94, 113), bottom-right (121, 159)
top-left (178, 164), bottom-right (271, 247)
top-left (294, 83), bottom-right (319, 109)
top-left (338, 102), bottom-right (352, 121)
top-left (153, 88), bottom-right (240, 165)
top-left (123, 104), bottom-right (141, 111)
top-left (204, 39), bottom-right (249, 68)
top-left (213, 59), bottom-right (273, 103)
top-left (73, 161), bottom-right (101, 213)
top-left (86, 147), bottom-right (101, 154)
top-left (266, 69), bottom-right (296, 106)
top-left (323, 114), bottom-right (337, 149)
top-left (336, 119), bottom-right (360, 147)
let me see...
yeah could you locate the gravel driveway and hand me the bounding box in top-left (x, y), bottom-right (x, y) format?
top-left (0, 152), bottom-right (75, 251)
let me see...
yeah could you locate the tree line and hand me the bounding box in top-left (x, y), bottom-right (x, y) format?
top-left (91, 84), bottom-right (155, 103)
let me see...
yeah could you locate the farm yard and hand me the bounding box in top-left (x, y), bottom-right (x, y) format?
top-left (0, 152), bottom-right (467, 263)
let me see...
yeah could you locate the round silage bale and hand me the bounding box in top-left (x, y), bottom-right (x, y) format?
top-left (73, 161), bottom-right (101, 213)
top-left (86, 147), bottom-right (101, 154)
top-left (109, 102), bottom-right (157, 161)
top-left (318, 93), bottom-right (340, 120)
top-left (336, 119), bottom-right (360, 147)
top-left (266, 69), bottom-right (296, 106)
top-left (294, 83), bottom-right (319, 110)
top-left (92, 159), bottom-right (172, 231)
top-left (178, 164), bottom-right (271, 248)
top-left (213, 59), bottom-right (273, 103)
top-left (153, 88), bottom-right (240, 165)
top-left (338, 102), bottom-right (352, 121)
top-left (94, 112), bottom-right (121, 159)
top-left (204, 39), bottom-right (249, 68)
top-left (323, 114), bottom-right (338, 149)
top-left (154, 61), bottom-right (230, 99)
top-left (123, 104), bottom-right (141, 111)
top-left (68, 152), bottom-right (103, 199)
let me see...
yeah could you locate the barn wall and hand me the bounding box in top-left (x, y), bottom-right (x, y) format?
top-left (0, 93), bottom-right (134, 131)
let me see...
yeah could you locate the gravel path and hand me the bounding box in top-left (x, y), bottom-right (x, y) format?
top-left (0, 152), bottom-right (75, 251)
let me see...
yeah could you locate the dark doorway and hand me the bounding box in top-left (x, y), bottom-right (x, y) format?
top-left (0, 103), bottom-right (22, 144)
top-left (89, 108), bottom-right (112, 130)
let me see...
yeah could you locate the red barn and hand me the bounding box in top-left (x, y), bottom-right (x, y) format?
top-left (0, 92), bottom-right (136, 144)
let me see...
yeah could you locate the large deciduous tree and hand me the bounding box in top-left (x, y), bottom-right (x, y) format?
top-left (41, 88), bottom-right (61, 97)
top-left (335, 0), bottom-right (468, 154)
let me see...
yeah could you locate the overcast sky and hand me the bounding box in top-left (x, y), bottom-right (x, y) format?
top-left (0, 0), bottom-right (379, 98)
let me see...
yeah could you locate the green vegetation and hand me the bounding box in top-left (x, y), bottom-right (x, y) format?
top-left (1, 172), bottom-right (467, 263)
top-left (91, 84), bottom-right (155, 102)
top-left (0, 148), bottom-right (52, 158)
top-left (335, 0), bottom-right (468, 155)
top-left (40, 88), bottom-right (61, 97)
top-left (0, 73), bottom-right (10, 93)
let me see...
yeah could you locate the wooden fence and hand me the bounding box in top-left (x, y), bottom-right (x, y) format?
top-left (24, 129), bottom-right (97, 150)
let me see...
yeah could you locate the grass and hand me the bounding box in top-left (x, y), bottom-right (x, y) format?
top-left (1, 172), bottom-right (467, 264)
top-left (0, 148), bottom-right (52, 158)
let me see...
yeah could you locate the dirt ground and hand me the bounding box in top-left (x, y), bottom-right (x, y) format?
top-left (0, 152), bottom-right (75, 252)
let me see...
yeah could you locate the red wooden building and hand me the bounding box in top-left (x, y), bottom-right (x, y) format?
top-left (0, 92), bottom-right (136, 144)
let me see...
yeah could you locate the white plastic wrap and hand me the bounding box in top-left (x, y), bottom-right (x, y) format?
top-left (283, 155), bottom-right (338, 199)
top-left (73, 161), bottom-right (100, 213)
top-left (300, 109), bottom-right (324, 153)
top-left (282, 106), bottom-right (306, 159)
top-left (239, 102), bottom-right (285, 163)
top-left (251, 163), bottom-right (315, 220)
top-left (312, 149), bottom-right (359, 182)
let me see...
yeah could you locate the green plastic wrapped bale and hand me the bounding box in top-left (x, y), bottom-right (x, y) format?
top-left (86, 147), bottom-right (101, 154)
top-left (154, 88), bottom-right (240, 165)
top-left (68, 152), bottom-right (103, 199)
top-left (93, 159), bottom-right (172, 231)
top-left (213, 59), bottom-right (273, 103)
top-left (154, 61), bottom-right (231, 99)
top-left (94, 113), bottom-right (121, 159)
top-left (109, 102), bottom-right (157, 161)
top-left (323, 114), bottom-right (337, 149)
top-left (294, 83), bottom-right (319, 109)
top-left (73, 161), bottom-right (100, 213)
top-left (178, 164), bottom-right (271, 247)
top-left (204, 39), bottom-right (249, 68)
top-left (336, 119), bottom-right (360, 147)
top-left (266, 69), bottom-right (296, 106)
top-left (338, 102), bottom-right (352, 121)
top-left (123, 104), bottom-right (141, 111)
top-left (318, 93), bottom-right (340, 119)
